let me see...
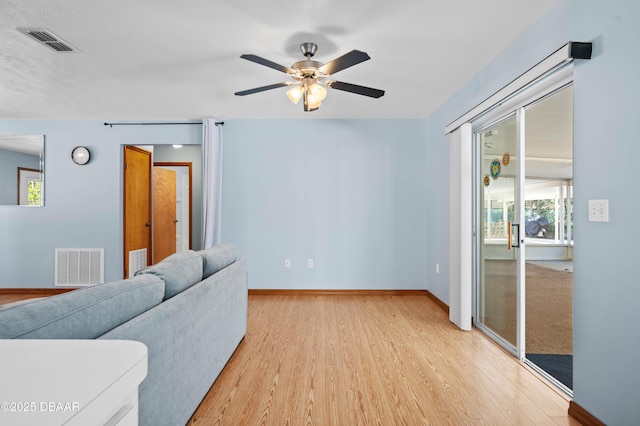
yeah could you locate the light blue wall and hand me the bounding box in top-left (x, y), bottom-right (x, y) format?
top-left (221, 119), bottom-right (428, 290)
top-left (0, 121), bottom-right (201, 287)
top-left (425, 0), bottom-right (640, 423)
top-left (0, 149), bottom-right (40, 205)
top-left (1, 120), bottom-right (428, 291)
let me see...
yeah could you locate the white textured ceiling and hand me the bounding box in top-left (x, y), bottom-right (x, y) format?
top-left (0, 0), bottom-right (559, 120)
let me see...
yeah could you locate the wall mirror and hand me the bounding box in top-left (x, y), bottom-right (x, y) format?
top-left (0, 135), bottom-right (45, 206)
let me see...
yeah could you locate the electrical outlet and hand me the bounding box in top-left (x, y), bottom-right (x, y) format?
top-left (307, 259), bottom-right (314, 269)
top-left (436, 263), bottom-right (440, 274)
top-left (284, 258), bottom-right (291, 269)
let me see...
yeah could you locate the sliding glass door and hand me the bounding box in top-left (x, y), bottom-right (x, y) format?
top-left (523, 85), bottom-right (574, 392)
top-left (474, 84), bottom-right (574, 393)
top-left (477, 114), bottom-right (522, 353)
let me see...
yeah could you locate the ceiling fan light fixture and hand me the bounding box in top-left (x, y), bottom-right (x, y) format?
top-left (306, 94), bottom-right (322, 110)
top-left (236, 42), bottom-right (384, 111)
top-left (286, 85), bottom-right (304, 104)
top-left (309, 83), bottom-right (327, 102)
top-left (308, 98), bottom-right (322, 110)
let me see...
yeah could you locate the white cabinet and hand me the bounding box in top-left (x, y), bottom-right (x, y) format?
top-left (0, 340), bottom-right (147, 426)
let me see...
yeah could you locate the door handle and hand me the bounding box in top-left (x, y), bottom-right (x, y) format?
top-left (173, 219), bottom-right (179, 224)
top-left (508, 222), bottom-right (520, 249)
top-left (145, 222), bottom-right (151, 227)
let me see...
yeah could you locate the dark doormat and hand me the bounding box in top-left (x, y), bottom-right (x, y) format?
top-left (526, 353), bottom-right (573, 390)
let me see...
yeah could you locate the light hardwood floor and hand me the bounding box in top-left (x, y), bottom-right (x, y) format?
top-left (189, 294), bottom-right (579, 425)
top-left (0, 289), bottom-right (72, 306)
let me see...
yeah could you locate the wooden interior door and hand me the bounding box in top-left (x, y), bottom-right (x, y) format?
top-left (154, 162), bottom-right (193, 250)
top-left (153, 167), bottom-right (177, 263)
top-left (123, 146), bottom-right (152, 278)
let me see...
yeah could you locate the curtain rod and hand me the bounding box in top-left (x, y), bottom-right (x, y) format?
top-left (104, 121), bottom-right (224, 128)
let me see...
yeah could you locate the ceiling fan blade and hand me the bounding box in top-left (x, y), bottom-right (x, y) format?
top-left (234, 82), bottom-right (292, 96)
top-left (326, 81), bottom-right (385, 98)
top-left (240, 54), bottom-right (295, 74)
top-left (318, 50), bottom-right (370, 75)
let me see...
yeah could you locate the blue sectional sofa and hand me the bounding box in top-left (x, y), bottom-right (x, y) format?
top-left (0, 243), bottom-right (248, 426)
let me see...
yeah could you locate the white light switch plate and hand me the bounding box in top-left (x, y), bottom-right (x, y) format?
top-left (588, 199), bottom-right (609, 222)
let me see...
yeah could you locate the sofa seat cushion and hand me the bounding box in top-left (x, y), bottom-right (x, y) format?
top-left (0, 275), bottom-right (165, 339)
top-left (199, 243), bottom-right (238, 279)
top-left (136, 250), bottom-right (203, 300)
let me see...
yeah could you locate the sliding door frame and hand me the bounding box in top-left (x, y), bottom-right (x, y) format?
top-left (471, 109), bottom-right (526, 358)
top-left (447, 42), bottom-right (589, 398)
top-left (447, 42), bottom-right (590, 331)
top-left (470, 70), bottom-right (574, 396)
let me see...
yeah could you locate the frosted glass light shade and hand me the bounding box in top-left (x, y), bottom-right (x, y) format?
top-left (286, 85), bottom-right (304, 104)
top-left (309, 84), bottom-right (327, 101)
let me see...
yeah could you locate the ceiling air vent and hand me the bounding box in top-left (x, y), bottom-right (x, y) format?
top-left (18, 28), bottom-right (78, 52)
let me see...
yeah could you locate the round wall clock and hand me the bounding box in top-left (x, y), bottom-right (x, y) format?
top-left (71, 146), bottom-right (91, 165)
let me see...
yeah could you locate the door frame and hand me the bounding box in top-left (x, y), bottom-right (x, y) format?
top-left (471, 111), bottom-right (524, 357)
top-left (449, 63), bottom-right (578, 336)
top-left (471, 71), bottom-right (574, 391)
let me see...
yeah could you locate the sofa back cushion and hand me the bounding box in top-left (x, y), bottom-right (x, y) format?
top-left (199, 243), bottom-right (238, 279)
top-left (136, 250), bottom-right (203, 300)
top-left (0, 274), bottom-right (165, 339)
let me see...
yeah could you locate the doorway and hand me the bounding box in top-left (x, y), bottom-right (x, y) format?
top-left (475, 84), bottom-right (574, 393)
top-left (123, 147), bottom-right (195, 277)
top-left (153, 162), bottom-right (193, 260)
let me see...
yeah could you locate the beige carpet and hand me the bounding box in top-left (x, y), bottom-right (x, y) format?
top-left (481, 260), bottom-right (573, 355)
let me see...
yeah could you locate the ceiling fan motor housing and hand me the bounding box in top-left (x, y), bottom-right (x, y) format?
top-left (291, 60), bottom-right (323, 78)
top-left (300, 42), bottom-right (318, 58)
top-left (291, 43), bottom-right (323, 78)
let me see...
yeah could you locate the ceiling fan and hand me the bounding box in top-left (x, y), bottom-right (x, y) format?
top-left (234, 42), bottom-right (385, 112)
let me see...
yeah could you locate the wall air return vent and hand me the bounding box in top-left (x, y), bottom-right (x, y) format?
top-left (18, 28), bottom-right (78, 52)
top-left (55, 248), bottom-right (104, 286)
top-left (128, 248), bottom-right (148, 279)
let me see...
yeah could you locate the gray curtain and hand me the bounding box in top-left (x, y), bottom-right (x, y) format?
top-left (201, 118), bottom-right (223, 249)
